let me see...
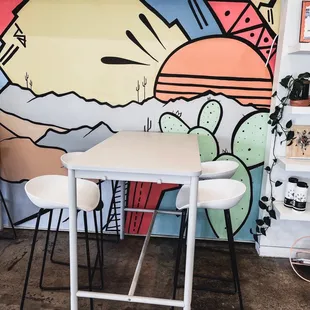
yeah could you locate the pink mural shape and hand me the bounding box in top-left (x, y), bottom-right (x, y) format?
top-left (260, 46), bottom-right (277, 60)
top-left (208, 1), bottom-right (248, 32)
top-left (257, 28), bottom-right (275, 48)
top-left (0, 0), bottom-right (23, 36)
top-left (268, 53), bottom-right (276, 72)
top-left (231, 5), bottom-right (263, 33)
top-left (235, 26), bottom-right (264, 46)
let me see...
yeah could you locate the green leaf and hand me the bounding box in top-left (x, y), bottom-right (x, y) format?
top-left (256, 226), bottom-right (260, 233)
top-left (256, 219), bottom-right (264, 226)
top-left (298, 72), bottom-right (310, 79)
top-left (272, 91), bottom-right (277, 97)
top-left (286, 120), bottom-right (292, 128)
top-left (263, 217), bottom-right (271, 226)
top-left (261, 228), bottom-right (266, 236)
top-left (269, 209), bottom-right (277, 219)
top-left (280, 75), bottom-right (292, 88)
top-left (250, 228), bottom-right (253, 234)
top-left (277, 132), bottom-right (283, 137)
top-left (273, 158), bottom-right (278, 163)
top-left (287, 140), bottom-right (294, 147)
top-left (275, 181), bottom-right (283, 187)
top-left (265, 166), bottom-right (271, 172)
top-left (261, 196), bottom-right (269, 202)
top-left (253, 234), bottom-right (259, 242)
top-left (271, 197), bottom-right (276, 202)
top-left (286, 130), bottom-right (294, 141)
top-left (259, 201), bottom-right (268, 210)
top-left (267, 120), bottom-right (272, 125)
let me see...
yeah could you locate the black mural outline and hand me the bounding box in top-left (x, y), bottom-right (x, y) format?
top-left (206, 152), bottom-right (253, 237)
top-left (232, 23), bottom-right (263, 35)
top-left (197, 99), bottom-right (223, 134)
top-left (157, 80), bottom-right (272, 91)
top-left (0, 44), bottom-right (15, 62)
top-left (1, 122), bottom-right (37, 144)
top-left (139, 13), bottom-right (166, 50)
top-left (126, 30), bottom-right (158, 62)
top-left (258, 0), bottom-right (277, 10)
top-left (188, 0), bottom-right (203, 29)
top-left (193, 0), bottom-right (209, 26)
top-left (1, 108), bottom-right (67, 132)
top-left (14, 23), bottom-right (26, 48)
top-left (140, 0), bottom-right (191, 41)
top-left (2, 46), bottom-right (19, 66)
top-left (231, 109), bottom-right (269, 170)
top-left (227, 3), bottom-right (251, 33)
top-left (158, 111), bottom-right (190, 133)
top-left (101, 57), bottom-right (150, 66)
top-left (36, 121), bottom-right (116, 144)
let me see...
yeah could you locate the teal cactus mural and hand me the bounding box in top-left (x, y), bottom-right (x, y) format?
top-left (159, 100), bottom-right (221, 161)
top-left (232, 110), bottom-right (269, 169)
top-left (206, 154), bottom-right (252, 238)
top-left (198, 100), bottom-right (223, 133)
top-left (188, 127), bottom-right (219, 162)
top-left (159, 99), bottom-right (268, 240)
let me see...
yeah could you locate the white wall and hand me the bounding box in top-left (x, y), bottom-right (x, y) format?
top-left (258, 0), bottom-right (310, 258)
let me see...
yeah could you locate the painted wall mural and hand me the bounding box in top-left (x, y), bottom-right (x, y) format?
top-left (0, 0), bottom-right (280, 240)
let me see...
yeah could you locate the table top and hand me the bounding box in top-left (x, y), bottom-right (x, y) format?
top-left (67, 131), bottom-right (201, 177)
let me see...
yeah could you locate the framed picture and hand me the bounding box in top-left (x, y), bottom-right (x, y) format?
top-left (286, 125), bottom-right (310, 159)
top-left (300, 1), bottom-right (310, 43)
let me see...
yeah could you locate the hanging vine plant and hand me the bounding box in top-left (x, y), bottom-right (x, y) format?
top-left (250, 73), bottom-right (310, 242)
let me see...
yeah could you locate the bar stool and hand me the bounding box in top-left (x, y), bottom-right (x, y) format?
top-left (21, 170), bottom-right (101, 310)
top-left (200, 160), bottom-right (239, 180)
top-left (172, 179), bottom-right (246, 310)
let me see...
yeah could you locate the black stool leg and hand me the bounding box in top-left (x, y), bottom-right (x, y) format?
top-left (20, 209), bottom-right (43, 309)
top-left (50, 209), bottom-right (63, 264)
top-left (224, 209), bottom-right (243, 310)
top-left (39, 210), bottom-right (53, 289)
top-left (172, 210), bottom-right (187, 305)
top-left (93, 210), bottom-right (104, 289)
top-left (83, 211), bottom-right (94, 310)
top-left (0, 190), bottom-right (17, 239)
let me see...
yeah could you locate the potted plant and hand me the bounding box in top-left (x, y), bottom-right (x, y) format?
top-left (281, 72), bottom-right (310, 106)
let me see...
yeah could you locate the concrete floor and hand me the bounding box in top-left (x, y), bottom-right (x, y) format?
top-left (0, 229), bottom-right (309, 310)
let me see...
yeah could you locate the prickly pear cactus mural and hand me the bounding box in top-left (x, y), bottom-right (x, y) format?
top-left (159, 112), bottom-right (189, 134)
top-left (198, 100), bottom-right (223, 134)
top-left (206, 154), bottom-right (252, 238)
top-left (232, 111), bottom-right (269, 169)
top-left (188, 127), bottom-right (219, 162)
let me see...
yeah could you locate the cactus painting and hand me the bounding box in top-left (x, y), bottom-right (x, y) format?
top-left (232, 110), bottom-right (269, 169)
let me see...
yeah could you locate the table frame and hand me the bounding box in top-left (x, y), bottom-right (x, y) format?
top-left (68, 133), bottom-right (200, 310)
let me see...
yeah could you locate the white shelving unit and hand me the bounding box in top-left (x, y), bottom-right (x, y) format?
top-left (287, 106), bottom-right (310, 114)
top-left (278, 157), bottom-right (310, 172)
top-left (274, 201), bottom-right (310, 221)
top-left (288, 43), bottom-right (310, 54)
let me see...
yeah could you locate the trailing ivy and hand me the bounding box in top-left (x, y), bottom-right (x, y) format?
top-left (250, 73), bottom-right (310, 242)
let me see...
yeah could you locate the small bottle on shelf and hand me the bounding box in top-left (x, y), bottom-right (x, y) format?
top-left (284, 177), bottom-right (298, 208)
top-left (293, 182), bottom-right (309, 212)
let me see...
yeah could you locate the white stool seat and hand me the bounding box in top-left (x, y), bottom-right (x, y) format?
top-left (25, 175), bottom-right (100, 212)
top-left (61, 152), bottom-right (83, 167)
top-left (176, 179), bottom-right (246, 210)
top-left (200, 160), bottom-right (239, 180)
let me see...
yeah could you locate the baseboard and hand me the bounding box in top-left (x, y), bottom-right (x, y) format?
top-left (257, 244), bottom-right (291, 258)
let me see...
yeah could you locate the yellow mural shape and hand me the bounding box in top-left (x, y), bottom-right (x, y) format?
top-left (0, 0), bottom-right (187, 105)
top-left (251, 0), bottom-right (281, 33)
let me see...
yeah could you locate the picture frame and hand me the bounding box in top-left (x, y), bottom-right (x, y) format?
top-left (286, 125), bottom-right (310, 159)
top-left (300, 1), bottom-right (310, 43)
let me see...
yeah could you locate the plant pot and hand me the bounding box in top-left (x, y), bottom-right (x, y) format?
top-left (290, 97), bottom-right (310, 106)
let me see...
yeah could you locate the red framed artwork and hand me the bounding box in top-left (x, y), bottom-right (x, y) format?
top-left (300, 1), bottom-right (310, 43)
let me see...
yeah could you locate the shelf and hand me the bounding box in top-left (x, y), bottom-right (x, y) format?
top-left (287, 106), bottom-right (310, 114)
top-left (278, 157), bottom-right (310, 172)
top-left (274, 201), bottom-right (310, 221)
top-left (288, 43), bottom-right (310, 54)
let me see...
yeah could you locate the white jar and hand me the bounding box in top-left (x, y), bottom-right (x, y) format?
top-left (293, 182), bottom-right (309, 212)
top-left (284, 177), bottom-right (298, 208)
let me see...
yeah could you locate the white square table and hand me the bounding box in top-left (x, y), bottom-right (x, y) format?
top-left (66, 131), bottom-right (201, 309)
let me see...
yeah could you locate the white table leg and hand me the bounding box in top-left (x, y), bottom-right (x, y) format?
top-left (119, 181), bottom-right (125, 240)
top-left (183, 176), bottom-right (199, 310)
top-left (68, 169), bottom-right (78, 310)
